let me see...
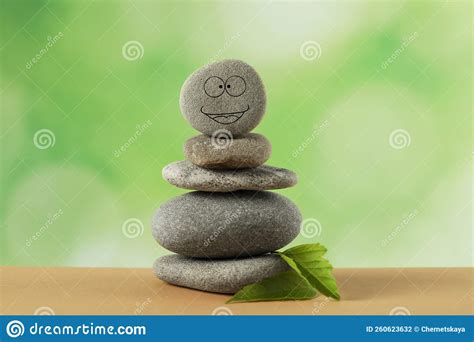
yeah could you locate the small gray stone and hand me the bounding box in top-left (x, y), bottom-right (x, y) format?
top-left (184, 133), bottom-right (271, 169)
top-left (152, 191), bottom-right (301, 258)
top-left (180, 59), bottom-right (266, 136)
top-left (162, 160), bottom-right (297, 192)
top-left (153, 254), bottom-right (289, 294)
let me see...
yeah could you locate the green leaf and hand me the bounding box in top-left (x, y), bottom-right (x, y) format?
top-left (279, 254), bottom-right (302, 276)
top-left (280, 243), bottom-right (340, 300)
top-left (226, 270), bottom-right (318, 304)
top-left (225, 243), bottom-right (340, 304)
top-left (281, 243), bottom-right (328, 260)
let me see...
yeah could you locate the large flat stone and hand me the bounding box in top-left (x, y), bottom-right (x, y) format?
top-left (153, 254), bottom-right (289, 294)
top-left (152, 191), bottom-right (301, 258)
top-left (162, 160), bottom-right (297, 192)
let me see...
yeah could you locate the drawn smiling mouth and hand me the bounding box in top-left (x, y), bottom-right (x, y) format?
top-left (200, 105), bottom-right (250, 124)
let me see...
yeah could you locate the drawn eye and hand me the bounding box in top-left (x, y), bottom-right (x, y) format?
top-left (225, 76), bottom-right (246, 97)
top-left (204, 76), bottom-right (225, 97)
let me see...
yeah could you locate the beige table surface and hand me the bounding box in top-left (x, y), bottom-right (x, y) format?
top-left (1, 267), bottom-right (472, 315)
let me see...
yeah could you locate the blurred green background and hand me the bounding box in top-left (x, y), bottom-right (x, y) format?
top-left (1, 0), bottom-right (471, 268)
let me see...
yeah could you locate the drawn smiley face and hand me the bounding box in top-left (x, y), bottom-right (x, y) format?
top-left (180, 60), bottom-right (266, 136)
top-left (201, 75), bottom-right (248, 124)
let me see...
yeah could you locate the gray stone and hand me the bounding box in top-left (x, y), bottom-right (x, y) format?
top-left (153, 254), bottom-right (289, 294)
top-left (184, 133), bottom-right (271, 169)
top-left (180, 59), bottom-right (266, 136)
top-left (152, 191), bottom-right (302, 258)
top-left (162, 160), bottom-right (297, 192)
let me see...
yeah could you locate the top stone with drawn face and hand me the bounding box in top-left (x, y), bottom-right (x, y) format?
top-left (180, 60), bottom-right (266, 136)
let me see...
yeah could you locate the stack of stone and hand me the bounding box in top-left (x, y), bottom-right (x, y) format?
top-left (152, 60), bottom-right (302, 294)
